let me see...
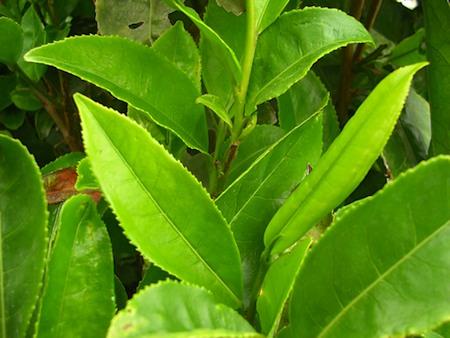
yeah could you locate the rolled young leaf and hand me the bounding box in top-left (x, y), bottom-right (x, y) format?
top-left (0, 135), bottom-right (47, 338)
top-left (216, 113), bottom-right (322, 305)
top-left (36, 194), bottom-right (115, 338)
top-left (264, 63), bottom-right (427, 257)
top-left (245, 7), bottom-right (373, 115)
top-left (75, 93), bottom-right (243, 308)
top-left (108, 281), bottom-right (260, 338)
top-left (290, 156), bottom-right (450, 338)
top-left (25, 36), bottom-right (208, 152)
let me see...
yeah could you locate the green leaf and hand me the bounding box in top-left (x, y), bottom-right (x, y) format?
top-left (200, 1), bottom-right (245, 104)
top-left (0, 135), bottom-right (47, 338)
top-left (114, 275), bottom-right (128, 311)
top-left (0, 108), bottom-right (25, 130)
top-left (18, 6), bottom-right (47, 81)
top-left (255, 0), bottom-right (290, 33)
top-left (216, 0), bottom-right (244, 15)
top-left (164, 0), bottom-right (241, 85)
top-left (11, 86), bottom-right (42, 111)
top-left (41, 152), bottom-right (84, 175)
top-left (257, 238), bottom-right (311, 336)
top-left (423, 0), bottom-right (450, 155)
top-left (25, 36), bottom-right (208, 152)
top-left (383, 89), bottom-right (431, 177)
top-left (245, 8), bottom-right (373, 115)
top-left (264, 63), bottom-right (427, 257)
top-left (278, 70), bottom-right (340, 150)
top-left (388, 28), bottom-right (427, 67)
top-left (0, 74), bottom-right (17, 111)
top-left (0, 17), bottom-right (23, 64)
top-left (153, 22), bottom-right (201, 90)
top-left (290, 156), bottom-right (450, 338)
top-left (75, 157), bottom-right (99, 191)
top-left (36, 194), bottom-right (114, 338)
top-left (96, 0), bottom-right (173, 44)
top-left (216, 114), bottom-right (322, 304)
top-left (75, 94), bottom-right (243, 308)
top-left (138, 264), bottom-right (173, 291)
top-left (107, 281), bottom-right (259, 338)
top-left (196, 94), bottom-right (232, 127)
top-left (226, 125), bottom-right (285, 185)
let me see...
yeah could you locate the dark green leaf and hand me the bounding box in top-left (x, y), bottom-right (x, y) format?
top-left (0, 74), bottom-right (16, 111)
top-left (264, 63), bottom-right (427, 257)
top-left (0, 17), bottom-right (23, 64)
top-left (37, 194), bottom-right (114, 338)
top-left (246, 8), bottom-right (373, 114)
top-left (290, 156), bottom-right (450, 337)
top-left (75, 94), bottom-right (243, 308)
top-left (388, 28), bottom-right (426, 67)
top-left (107, 281), bottom-right (259, 338)
top-left (11, 87), bottom-right (42, 111)
top-left (25, 36), bottom-right (208, 152)
top-left (0, 135), bottom-right (47, 338)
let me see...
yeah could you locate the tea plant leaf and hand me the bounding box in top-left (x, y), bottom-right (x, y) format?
top-left (423, 0), bottom-right (450, 155)
top-left (257, 238), bottom-right (311, 336)
top-left (290, 156), bottom-right (450, 338)
top-left (0, 17), bottom-right (23, 64)
top-left (25, 35), bottom-right (208, 152)
top-left (0, 135), bottom-right (47, 338)
top-left (264, 63), bottom-right (427, 257)
top-left (108, 281), bottom-right (260, 338)
top-left (153, 21), bottom-right (201, 90)
top-left (41, 152), bottom-right (84, 175)
top-left (216, 0), bottom-right (244, 16)
top-left (196, 94), bottom-right (232, 127)
top-left (278, 70), bottom-right (340, 150)
top-left (75, 94), bottom-right (243, 308)
top-left (201, 1), bottom-right (245, 103)
top-left (75, 158), bottom-right (99, 191)
top-left (96, 0), bottom-right (173, 44)
top-left (245, 8), bottom-right (373, 115)
top-left (163, 0), bottom-right (241, 84)
top-left (216, 114), bottom-right (322, 304)
top-left (37, 194), bottom-right (114, 338)
top-left (255, 0), bottom-right (290, 33)
top-left (226, 125), bottom-right (285, 185)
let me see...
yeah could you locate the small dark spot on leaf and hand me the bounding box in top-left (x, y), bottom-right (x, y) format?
top-left (128, 22), bottom-right (144, 30)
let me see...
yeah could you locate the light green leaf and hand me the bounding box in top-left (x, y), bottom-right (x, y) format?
top-left (75, 158), bottom-right (99, 191)
top-left (41, 152), bottom-right (84, 175)
top-left (226, 125), bottom-right (285, 185)
top-left (423, 0), bottom-right (450, 155)
top-left (18, 6), bottom-right (47, 81)
top-left (245, 7), bottom-right (373, 115)
top-left (255, 0), bottom-right (290, 33)
top-left (0, 135), bottom-right (47, 338)
top-left (0, 17), bottom-right (23, 64)
top-left (25, 36), bottom-right (208, 152)
top-left (75, 94), bottom-right (243, 308)
top-left (264, 63), bottom-right (427, 257)
top-left (153, 22), bottom-right (201, 90)
top-left (164, 0), bottom-right (241, 85)
top-left (107, 281), bottom-right (259, 338)
top-left (216, 114), bottom-right (322, 304)
top-left (201, 1), bottom-right (245, 104)
top-left (290, 156), bottom-right (450, 338)
top-left (37, 194), bottom-right (114, 338)
top-left (96, 0), bottom-right (173, 44)
top-left (257, 238), bottom-right (311, 336)
top-left (196, 94), bottom-right (232, 127)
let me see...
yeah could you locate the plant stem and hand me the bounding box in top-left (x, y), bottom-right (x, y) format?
top-left (353, 0), bottom-right (383, 62)
top-left (208, 121), bottom-right (226, 196)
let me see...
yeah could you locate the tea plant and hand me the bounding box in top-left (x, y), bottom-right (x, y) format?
top-left (1, 0), bottom-right (449, 337)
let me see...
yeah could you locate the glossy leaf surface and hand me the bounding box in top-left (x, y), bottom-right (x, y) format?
top-left (423, 0), bottom-right (450, 154)
top-left (0, 17), bottom-right (23, 64)
top-left (25, 36), bottom-right (208, 152)
top-left (255, 0), bottom-right (290, 33)
top-left (108, 281), bottom-right (259, 338)
top-left (216, 114), bottom-right (322, 303)
top-left (290, 156), bottom-right (450, 338)
top-left (0, 135), bottom-right (47, 338)
top-left (257, 238), bottom-right (311, 336)
top-left (264, 63), bottom-right (427, 256)
top-left (37, 194), bottom-right (114, 338)
top-left (153, 22), bottom-right (201, 90)
top-left (75, 94), bottom-right (243, 308)
top-left (75, 158), bottom-right (99, 191)
top-left (246, 8), bottom-right (373, 114)
top-left (196, 94), bottom-right (232, 127)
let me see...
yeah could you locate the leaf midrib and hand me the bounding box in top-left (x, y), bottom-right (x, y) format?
top-left (88, 111), bottom-right (240, 305)
top-left (317, 220), bottom-right (449, 337)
